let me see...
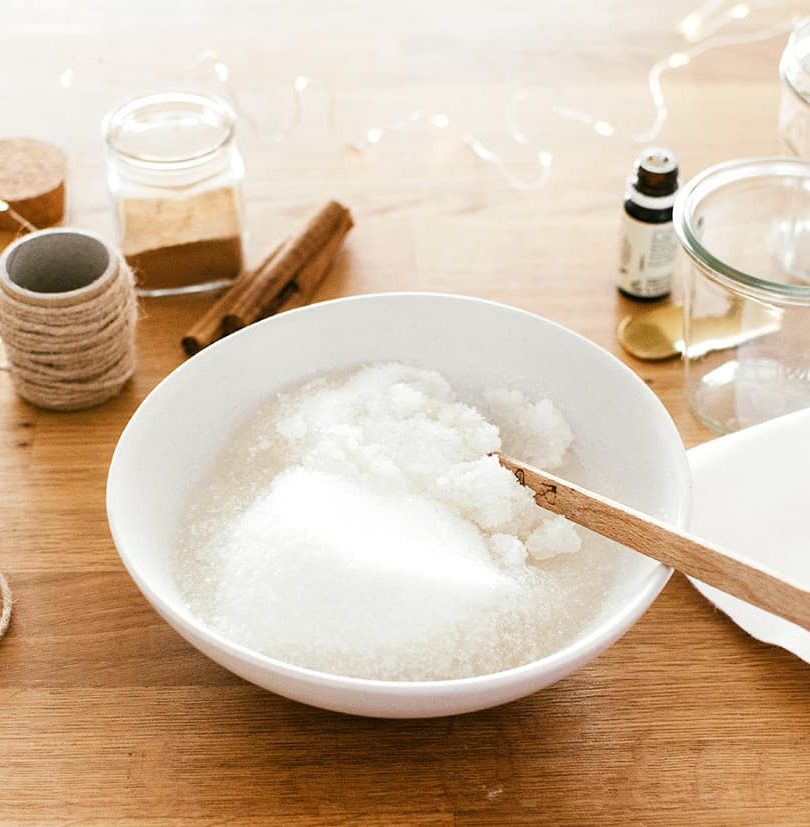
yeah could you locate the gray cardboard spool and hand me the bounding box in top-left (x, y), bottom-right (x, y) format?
top-left (0, 227), bottom-right (117, 305)
top-left (0, 227), bottom-right (137, 411)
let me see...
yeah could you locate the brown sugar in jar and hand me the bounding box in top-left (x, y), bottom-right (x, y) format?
top-left (104, 92), bottom-right (246, 296)
top-left (120, 187), bottom-right (243, 292)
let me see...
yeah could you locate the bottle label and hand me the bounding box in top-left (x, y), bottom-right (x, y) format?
top-left (618, 213), bottom-right (678, 298)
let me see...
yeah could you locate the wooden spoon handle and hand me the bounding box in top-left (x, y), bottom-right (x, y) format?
top-left (498, 454), bottom-right (810, 631)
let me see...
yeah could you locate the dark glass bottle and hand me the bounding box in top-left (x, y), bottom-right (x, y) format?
top-left (618, 148), bottom-right (679, 301)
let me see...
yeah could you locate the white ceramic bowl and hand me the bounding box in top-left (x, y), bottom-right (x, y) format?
top-left (107, 293), bottom-right (690, 717)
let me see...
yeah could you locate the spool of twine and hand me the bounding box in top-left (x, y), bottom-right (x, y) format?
top-left (0, 228), bottom-right (137, 411)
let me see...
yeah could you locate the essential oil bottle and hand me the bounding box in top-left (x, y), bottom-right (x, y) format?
top-left (618, 147), bottom-right (679, 301)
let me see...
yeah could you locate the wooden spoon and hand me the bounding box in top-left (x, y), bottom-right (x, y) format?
top-left (498, 453), bottom-right (810, 631)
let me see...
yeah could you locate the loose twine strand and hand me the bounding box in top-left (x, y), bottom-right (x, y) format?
top-left (0, 573), bottom-right (10, 641)
top-left (0, 250), bottom-right (137, 411)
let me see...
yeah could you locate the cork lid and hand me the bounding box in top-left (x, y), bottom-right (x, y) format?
top-left (0, 138), bottom-right (66, 201)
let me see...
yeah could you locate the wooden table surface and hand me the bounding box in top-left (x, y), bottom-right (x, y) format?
top-left (2, 2), bottom-right (809, 824)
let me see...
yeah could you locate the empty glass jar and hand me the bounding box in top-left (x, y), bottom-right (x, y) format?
top-left (674, 158), bottom-right (810, 434)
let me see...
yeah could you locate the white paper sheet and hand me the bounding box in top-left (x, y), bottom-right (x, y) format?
top-left (687, 408), bottom-right (810, 664)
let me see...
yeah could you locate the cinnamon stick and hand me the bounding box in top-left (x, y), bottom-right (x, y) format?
top-left (222, 200), bottom-right (350, 332)
top-left (181, 240), bottom-right (286, 355)
top-left (222, 210), bottom-right (352, 334)
top-left (181, 200), bottom-right (352, 356)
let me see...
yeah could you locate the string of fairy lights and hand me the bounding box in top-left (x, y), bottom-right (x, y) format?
top-left (38, 0), bottom-right (810, 194)
top-left (183, 1), bottom-right (802, 190)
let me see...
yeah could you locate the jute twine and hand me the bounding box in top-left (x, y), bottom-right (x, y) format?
top-left (0, 573), bottom-right (11, 642)
top-left (0, 228), bottom-right (137, 411)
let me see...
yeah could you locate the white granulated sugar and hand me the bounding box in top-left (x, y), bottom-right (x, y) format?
top-left (175, 362), bottom-right (619, 681)
top-left (484, 388), bottom-right (574, 469)
top-left (527, 515), bottom-right (583, 561)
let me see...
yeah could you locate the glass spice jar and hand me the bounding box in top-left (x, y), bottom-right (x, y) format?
top-left (103, 91), bottom-right (246, 296)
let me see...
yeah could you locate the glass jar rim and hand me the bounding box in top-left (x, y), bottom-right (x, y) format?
top-left (673, 156), bottom-right (810, 307)
top-left (103, 91), bottom-right (236, 168)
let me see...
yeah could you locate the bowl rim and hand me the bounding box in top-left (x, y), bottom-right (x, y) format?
top-left (107, 291), bottom-right (689, 693)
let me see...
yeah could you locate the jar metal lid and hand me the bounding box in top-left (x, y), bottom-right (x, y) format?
top-left (103, 91), bottom-right (236, 169)
top-left (674, 156), bottom-right (810, 307)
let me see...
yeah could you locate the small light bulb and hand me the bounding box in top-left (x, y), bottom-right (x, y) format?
top-left (214, 61), bottom-right (229, 82)
top-left (729, 3), bottom-right (749, 19)
top-left (59, 68), bottom-right (74, 88)
top-left (0, 200), bottom-right (8, 212)
top-left (431, 113), bottom-right (450, 129)
top-left (668, 52), bottom-right (691, 69)
top-left (366, 128), bottom-right (383, 144)
top-left (294, 75), bottom-right (311, 92)
top-left (594, 120), bottom-right (615, 137)
top-left (678, 12), bottom-right (703, 39)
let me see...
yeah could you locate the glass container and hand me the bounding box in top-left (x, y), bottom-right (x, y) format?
top-left (780, 15), bottom-right (810, 158)
top-left (674, 157), bottom-right (810, 434)
top-left (104, 92), bottom-right (245, 296)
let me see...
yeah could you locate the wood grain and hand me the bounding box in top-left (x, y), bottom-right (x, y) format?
top-left (1, 2), bottom-right (809, 825)
top-left (499, 454), bottom-right (810, 631)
